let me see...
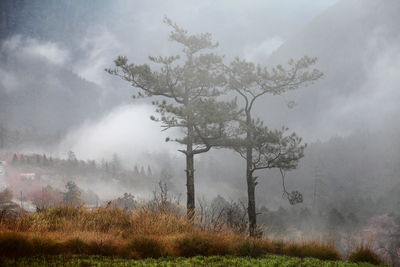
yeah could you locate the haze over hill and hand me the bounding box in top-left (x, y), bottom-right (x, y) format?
top-left (264, 0), bottom-right (400, 140)
top-left (0, 0), bottom-right (399, 210)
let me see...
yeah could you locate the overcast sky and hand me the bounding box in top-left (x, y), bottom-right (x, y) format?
top-left (51, 0), bottom-right (342, 163)
top-left (80, 0), bottom-right (340, 85)
top-left (3, 0), bottom-right (400, 205)
top-left (5, 0), bottom-right (400, 161)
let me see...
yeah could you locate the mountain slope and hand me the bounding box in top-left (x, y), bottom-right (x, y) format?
top-left (260, 0), bottom-right (400, 139)
top-left (0, 50), bottom-right (106, 134)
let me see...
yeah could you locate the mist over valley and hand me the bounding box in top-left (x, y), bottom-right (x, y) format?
top-left (0, 1), bottom-right (399, 265)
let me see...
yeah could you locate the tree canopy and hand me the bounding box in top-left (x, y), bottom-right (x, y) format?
top-left (107, 17), bottom-right (240, 217)
top-left (224, 56), bottom-right (323, 236)
top-left (107, 17), bottom-right (322, 233)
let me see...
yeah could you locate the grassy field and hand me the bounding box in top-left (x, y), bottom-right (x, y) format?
top-left (0, 206), bottom-right (387, 266)
top-left (4, 255), bottom-right (389, 267)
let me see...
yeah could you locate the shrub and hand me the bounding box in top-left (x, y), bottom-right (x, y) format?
top-left (175, 233), bottom-right (215, 257)
top-left (82, 207), bottom-right (131, 233)
top-left (236, 238), bottom-right (273, 257)
top-left (124, 236), bottom-right (164, 258)
top-left (63, 238), bottom-right (90, 255)
top-left (87, 240), bottom-right (119, 256)
top-left (12, 214), bottom-right (34, 232)
top-left (31, 237), bottom-right (62, 255)
top-left (175, 233), bottom-right (233, 257)
top-left (44, 206), bottom-right (80, 220)
top-left (30, 206), bottom-right (81, 232)
top-left (348, 245), bottom-right (383, 265)
top-left (205, 234), bottom-right (234, 256)
top-left (130, 208), bottom-right (193, 236)
top-left (0, 232), bottom-right (32, 258)
top-left (283, 242), bottom-right (341, 261)
top-left (271, 240), bottom-right (284, 255)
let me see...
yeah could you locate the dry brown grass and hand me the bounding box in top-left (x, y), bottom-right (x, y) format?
top-left (283, 241), bottom-right (341, 260)
top-left (3, 206), bottom-right (194, 238)
top-left (348, 243), bottom-right (384, 265)
top-left (0, 206), bottom-right (359, 261)
top-left (129, 208), bottom-right (194, 236)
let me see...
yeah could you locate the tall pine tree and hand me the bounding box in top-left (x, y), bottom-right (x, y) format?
top-left (107, 18), bottom-right (239, 218)
top-left (225, 57), bottom-right (322, 236)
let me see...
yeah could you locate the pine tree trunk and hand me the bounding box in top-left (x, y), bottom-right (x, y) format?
top-left (186, 125), bottom-right (195, 219)
top-left (246, 112), bottom-right (257, 236)
top-left (247, 152), bottom-right (257, 236)
top-left (186, 152), bottom-right (195, 219)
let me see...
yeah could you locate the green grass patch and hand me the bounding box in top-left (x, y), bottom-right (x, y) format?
top-left (3, 255), bottom-right (390, 267)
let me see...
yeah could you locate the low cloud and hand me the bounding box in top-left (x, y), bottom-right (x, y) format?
top-left (2, 35), bottom-right (70, 65)
top-left (72, 27), bottom-right (125, 86)
top-left (327, 31), bottom-right (400, 136)
top-left (58, 104), bottom-right (180, 168)
top-left (244, 36), bottom-right (284, 63)
top-left (23, 39), bottom-right (70, 65)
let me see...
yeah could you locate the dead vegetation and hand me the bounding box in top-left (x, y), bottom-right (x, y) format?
top-left (0, 205), bottom-right (359, 263)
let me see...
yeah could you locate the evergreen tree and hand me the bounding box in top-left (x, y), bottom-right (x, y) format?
top-left (225, 57), bottom-right (322, 236)
top-left (48, 157), bottom-right (54, 167)
top-left (133, 164), bottom-right (139, 176)
top-left (11, 154), bottom-right (19, 166)
top-left (147, 165), bottom-right (152, 177)
top-left (35, 154), bottom-right (41, 165)
top-left (110, 153), bottom-right (122, 178)
top-left (42, 154), bottom-right (48, 166)
top-left (64, 181), bottom-right (81, 207)
top-left (107, 17), bottom-right (239, 218)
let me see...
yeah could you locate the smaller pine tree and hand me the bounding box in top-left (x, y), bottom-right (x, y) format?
top-left (147, 165), bottom-right (152, 177)
top-left (11, 154), bottom-right (19, 165)
top-left (64, 181), bottom-right (81, 207)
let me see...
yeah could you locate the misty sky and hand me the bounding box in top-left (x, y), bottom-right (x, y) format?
top-left (77, 0), bottom-right (340, 85)
top-left (2, 0), bottom-right (400, 171)
top-left (0, 0), bottom-right (338, 156)
top-left (1, 0), bottom-right (400, 216)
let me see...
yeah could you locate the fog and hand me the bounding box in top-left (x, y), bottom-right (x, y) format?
top-left (1, 0), bottom-right (400, 264)
top-left (58, 104), bottom-right (179, 165)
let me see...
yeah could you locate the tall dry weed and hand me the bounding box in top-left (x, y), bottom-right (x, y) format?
top-left (0, 206), bottom-right (383, 262)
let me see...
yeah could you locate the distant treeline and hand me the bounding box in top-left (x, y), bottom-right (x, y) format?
top-left (6, 151), bottom-right (155, 191)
